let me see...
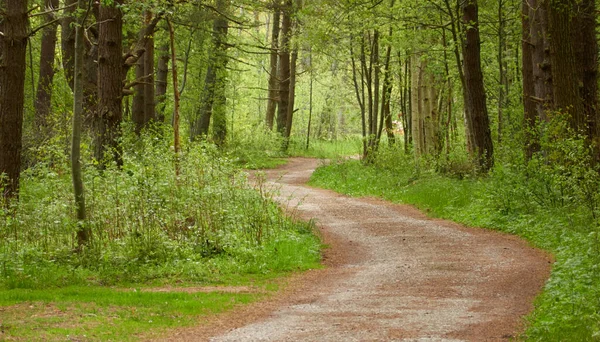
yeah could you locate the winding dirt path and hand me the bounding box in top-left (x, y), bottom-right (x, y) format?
top-left (162, 158), bottom-right (552, 341)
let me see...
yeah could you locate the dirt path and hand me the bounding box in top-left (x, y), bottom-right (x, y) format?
top-left (162, 158), bottom-right (552, 341)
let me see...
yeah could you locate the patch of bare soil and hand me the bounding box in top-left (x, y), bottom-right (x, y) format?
top-left (155, 158), bottom-right (552, 342)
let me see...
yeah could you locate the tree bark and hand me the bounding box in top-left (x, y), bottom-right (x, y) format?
top-left (167, 18), bottom-right (181, 176)
top-left (530, 0), bottom-right (552, 121)
top-left (96, 0), bottom-right (124, 166)
top-left (462, 0), bottom-right (494, 171)
top-left (143, 10), bottom-right (156, 124)
top-left (155, 42), bottom-right (169, 123)
top-left (0, 0), bottom-right (29, 201)
top-left (572, 0), bottom-right (598, 156)
top-left (522, 0), bottom-right (539, 160)
top-left (549, 0), bottom-right (583, 131)
top-left (72, 0), bottom-right (88, 246)
top-left (132, 55), bottom-right (146, 132)
top-left (191, 0), bottom-right (229, 143)
top-left (34, 0), bottom-right (60, 139)
top-left (276, 0), bottom-right (292, 134)
top-left (266, 1), bottom-right (281, 130)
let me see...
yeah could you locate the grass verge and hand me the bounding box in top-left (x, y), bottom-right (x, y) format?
top-left (310, 156), bottom-right (600, 341)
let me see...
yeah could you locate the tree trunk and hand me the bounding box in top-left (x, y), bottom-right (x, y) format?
top-left (276, 0), bottom-right (292, 134)
top-left (155, 42), bottom-right (169, 123)
top-left (283, 47), bottom-right (298, 149)
top-left (167, 18), bottom-right (181, 176)
top-left (549, 0), bottom-right (583, 131)
top-left (522, 0), bottom-right (539, 160)
top-left (0, 0), bottom-right (29, 201)
top-left (72, 0), bottom-right (88, 246)
top-left (34, 0), bottom-right (60, 139)
top-left (96, 0), bottom-right (124, 166)
top-left (143, 10), bottom-right (156, 125)
top-left (132, 56), bottom-right (145, 132)
top-left (61, 0), bottom-right (77, 90)
top-left (266, 1), bottom-right (281, 130)
top-left (462, 0), bottom-right (494, 171)
top-left (572, 0), bottom-right (598, 156)
top-left (530, 0), bottom-right (552, 121)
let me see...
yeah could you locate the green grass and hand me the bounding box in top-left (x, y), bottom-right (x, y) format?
top-left (0, 286), bottom-right (262, 341)
top-left (310, 156), bottom-right (600, 341)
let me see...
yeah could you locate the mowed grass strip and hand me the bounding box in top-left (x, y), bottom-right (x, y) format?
top-left (0, 286), bottom-right (262, 341)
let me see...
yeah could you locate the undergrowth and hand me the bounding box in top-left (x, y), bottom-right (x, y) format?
top-left (0, 126), bottom-right (322, 289)
top-left (310, 130), bottom-right (600, 340)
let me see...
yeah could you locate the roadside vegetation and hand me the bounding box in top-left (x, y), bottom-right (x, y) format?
top-left (0, 127), bottom-right (322, 340)
top-left (310, 127), bottom-right (600, 341)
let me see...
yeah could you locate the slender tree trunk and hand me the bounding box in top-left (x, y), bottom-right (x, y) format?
top-left (132, 56), bottom-right (146, 132)
top-left (0, 0), bottom-right (29, 201)
top-left (276, 0), bottom-right (292, 134)
top-left (96, 0), bottom-right (124, 166)
top-left (155, 42), bottom-right (169, 123)
top-left (191, 1), bottom-right (229, 141)
top-left (167, 18), bottom-right (181, 176)
top-left (522, 0), bottom-right (538, 159)
top-left (143, 10), bottom-right (155, 125)
top-left (462, 0), bottom-right (494, 171)
top-left (72, 0), bottom-right (88, 247)
top-left (444, 0), bottom-right (471, 153)
top-left (35, 0), bottom-right (60, 139)
top-left (266, 1), bottom-right (281, 130)
top-left (350, 37), bottom-right (367, 157)
top-left (283, 47), bottom-right (298, 149)
top-left (530, 0), bottom-right (552, 121)
top-left (211, 0), bottom-right (229, 147)
top-left (306, 50), bottom-right (313, 150)
top-left (61, 0), bottom-right (77, 90)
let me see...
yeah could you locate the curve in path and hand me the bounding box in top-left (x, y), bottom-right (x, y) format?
top-left (165, 158), bottom-right (552, 342)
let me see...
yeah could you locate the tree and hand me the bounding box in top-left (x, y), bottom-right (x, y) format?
top-left (265, 0), bottom-right (281, 130)
top-left (0, 0), bottom-right (29, 201)
top-left (461, 0), bottom-right (493, 171)
top-left (72, 0), bottom-right (89, 247)
top-left (191, 0), bottom-right (230, 144)
top-left (276, 0), bottom-right (292, 135)
top-left (96, 0), bottom-right (125, 166)
top-left (34, 0), bottom-right (60, 139)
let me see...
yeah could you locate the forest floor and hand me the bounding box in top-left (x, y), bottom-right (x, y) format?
top-left (157, 158), bottom-right (553, 342)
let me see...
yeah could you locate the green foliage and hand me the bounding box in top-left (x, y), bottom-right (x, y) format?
top-left (0, 127), bottom-right (321, 289)
top-left (310, 129), bottom-right (600, 340)
top-left (0, 286), bottom-right (259, 341)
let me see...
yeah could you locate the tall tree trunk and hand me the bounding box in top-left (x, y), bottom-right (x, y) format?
top-left (191, 0), bottom-right (229, 142)
top-left (283, 47), bottom-right (298, 149)
top-left (132, 56), bottom-right (146, 132)
top-left (266, 1), bottom-right (281, 130)
top-left (61, 0), bottom-right (77, 90)
top-left (35, 0), bottom-right (60, 139)
top-left (72, 0), bottom-right (89, 246)
top-left (573, 0), bottom-right (598, 157)
top-left (0, 0), bottom-right (29, 201)
top-left (143, 10), bottom-right (155, 125)
top-left (276, 0), bottom-right (292, 134)
top-left (522, 0), bottom-right (539, 160)
top-left (462, 0), bottom-right (494, 171)
top-left (548, 0), bottom-right (583, 131)
top-left (530, 0), bottom-right (552, 121)
top-left (167, 18), bottom-right (181, 176)
top-left (132, 10), bottom-right (156, 133)
top-left (96, 0), bottom-right (124, 166)
top-left (444, 0), bottom-right (471, 153)
top-left (155, 42), bottom-right (169, 123)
